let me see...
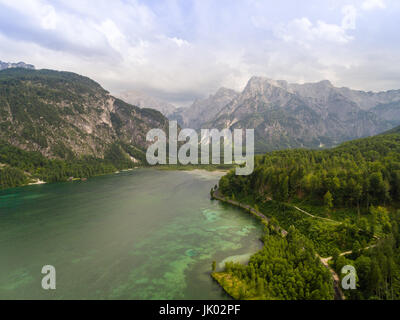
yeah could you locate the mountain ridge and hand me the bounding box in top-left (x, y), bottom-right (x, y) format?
top-left (172, 76), bottom-right (399, 152)
top-left (0, 60), bottom-right (35, 71)
top-left (169, 87), bottom-right (239, 129)
top-left (0, 68), bottom-right (168, 161)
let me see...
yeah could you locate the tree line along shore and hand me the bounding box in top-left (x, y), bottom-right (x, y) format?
top-left (210, 129), bottom-right (400, 300)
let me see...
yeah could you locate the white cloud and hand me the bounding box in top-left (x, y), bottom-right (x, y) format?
top-left (275, 5), bottom-right (359, 47)
top-left (0, 0), bottom-right (57, 30)
top-left (40, 4), bottom-right (57, 30)
top-left (362, 0), bottom-right (386, 10)
top-left (96, 19), bottom-right (126, 53)
top-left (341, 5), bottom-right (357, 30)
top-left (169, 37), bottom-right (190, 48)
top-left (276, 17), bottom-right (353, 46)
top-left (0, 0), bottom-right (398, 105)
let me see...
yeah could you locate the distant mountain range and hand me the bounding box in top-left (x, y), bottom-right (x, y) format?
top-left (170, 87), bottom-right (239, 129)
top-left (0, 60), bottom-right (35, 70)
top-left (2, 60), bottom-right (400, 155)
top-left (170, 77), bottom-right (400, 152)
top-left (116, 90), bottom-right (177, 117)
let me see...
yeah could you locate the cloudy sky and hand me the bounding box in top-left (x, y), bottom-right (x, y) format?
top-left (0, 0), bottom-right (399, 106)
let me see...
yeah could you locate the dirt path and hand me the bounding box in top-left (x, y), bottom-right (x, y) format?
top-left (317, 254), bottom-right (345, 300)
top-left (293, 206), bottom-right (341, 224)
top-left (324, 245), bottom-right (377, 262)
top-left (212, 190), bottom-right (381, 300)
top-left (212, 190), bottom-right (347, 299)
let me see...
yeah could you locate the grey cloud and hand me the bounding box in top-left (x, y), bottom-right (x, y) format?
top-left (0, 0), bottom-right (399, 106)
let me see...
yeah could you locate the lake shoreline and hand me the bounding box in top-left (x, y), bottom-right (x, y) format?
top-left (28, 179), bottom-right (46, 186)
top-left (210, 189), bottom-right (346, 300)
top-left (1, 169), bottom-right (263, 300)
top-left (1, 165), bottom-right (230, 192)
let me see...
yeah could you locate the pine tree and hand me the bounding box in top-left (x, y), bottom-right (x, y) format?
top-left (324, 191), bottom-right (333, 212)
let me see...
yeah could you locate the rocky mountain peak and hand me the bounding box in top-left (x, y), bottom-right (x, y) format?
top-left (243, 77), bottom-right (290, 98)
top-left (214, 87), bottom-right (238, 97)
top-left (0, 60), bottom-right (35, 71)
top-left (312, 80), bottom-right (333, 87)
top-left (203, 76), bottom-right (398, 152)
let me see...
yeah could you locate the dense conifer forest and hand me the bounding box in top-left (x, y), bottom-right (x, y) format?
top-left (214, 128), bottom-right (400, 300)
top-left (0, 142), bottom-right (140, 189)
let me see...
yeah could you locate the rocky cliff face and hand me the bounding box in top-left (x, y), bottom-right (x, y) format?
top-left (0, 69), bottom-right (168, 160)
top-left (170, 87), bottom-right (239, 128)
top-left (173, 76), bottom-right (398, 152)
top-left (0, 60), bottom-right (35, 70)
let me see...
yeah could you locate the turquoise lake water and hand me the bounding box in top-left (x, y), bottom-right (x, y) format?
top-left (0, 169), bottom-right (263, 300)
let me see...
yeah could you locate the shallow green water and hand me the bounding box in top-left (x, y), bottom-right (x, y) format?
top-left (0, 169), bottom-right (263, 300)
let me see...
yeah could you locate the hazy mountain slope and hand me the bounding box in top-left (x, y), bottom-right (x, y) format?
top-left (170, 76), bottom-right (399, 152)
top-left (170, 87), bottom-right (239, 128)
top-left (336, 87), bottom-right (400, 111)
top-left (383, 124), bottom-right (400, 135)
top-left (116, 90), bottom-right (177, 117)
top-left (370, 101), bottom-right (400, 125)
top-left (0, 68), bottom-right (168, 160)
top-left (207, 77), bottom-right (392, 152)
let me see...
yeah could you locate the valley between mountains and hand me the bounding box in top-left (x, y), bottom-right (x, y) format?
top-left (1, 63), bottom-right (400, 301)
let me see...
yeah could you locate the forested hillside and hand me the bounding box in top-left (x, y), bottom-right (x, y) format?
top-left (0, 68), bottom-right (169, 189)
top-left (213, 226), bottom-right (334, 300)
top-left (0, 141), bottom-right (145, 189)
top-left (0, 68), bottom-right (168, 159)
top-left (215, 128), bottom-right (400, 300)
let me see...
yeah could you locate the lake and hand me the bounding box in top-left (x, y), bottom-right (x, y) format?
top-left (0, 169), bottom-right (263, 300)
